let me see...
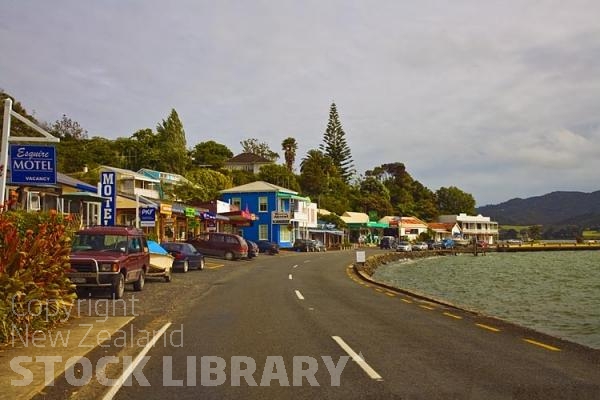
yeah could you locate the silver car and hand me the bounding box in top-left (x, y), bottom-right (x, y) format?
top-left (396, 241), bottom-right (412, 252)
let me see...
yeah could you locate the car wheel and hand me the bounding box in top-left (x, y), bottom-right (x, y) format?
top-left (75, 287), bottom-right (90, 299)
top-left (111, 274), bottom-right (125, 299)
top-left (199, 258), bottom-right (205, 271)
top-left (181, 260), bottom-right (189, 273)
top-left (224, 251), bottom-right (234, 261)
top-left (133, 269), bottom-right (145, 291)
top-left (164, 270), bottom-right (172, 282)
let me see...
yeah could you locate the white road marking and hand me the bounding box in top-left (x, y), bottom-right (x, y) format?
top-left (289, 274), bottom-right (293, 280)
top-left (332, 336), bottom-right (383, 381)
top-left (295, 290), bottom-right (305, 300)
top-left (102, 322), bottom-right (172, 400)
top-left (293, 264), bottom-right (298, 268)
top-left (303, 260), bottom-right (311, 264)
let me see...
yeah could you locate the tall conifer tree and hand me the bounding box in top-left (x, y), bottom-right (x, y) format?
top-left (319, 102), bottom-right (354, 182)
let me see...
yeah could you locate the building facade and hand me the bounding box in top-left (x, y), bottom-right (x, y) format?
top-left (438, 213), bottom-right (499, 244)
top-left (219, 181), bottom-right (317, 249)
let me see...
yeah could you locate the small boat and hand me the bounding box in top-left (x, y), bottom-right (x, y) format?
top-left (148, 240), bottom-right (174, 282)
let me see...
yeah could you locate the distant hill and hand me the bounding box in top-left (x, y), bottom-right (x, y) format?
top-left (476, 191), bottom-right (600, 228)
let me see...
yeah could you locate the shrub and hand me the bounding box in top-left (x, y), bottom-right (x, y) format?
top-left (0, 207), bottom-right (78, 344)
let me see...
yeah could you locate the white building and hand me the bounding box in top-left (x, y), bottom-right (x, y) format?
top-left (438, 213), bottom-right (499, 244)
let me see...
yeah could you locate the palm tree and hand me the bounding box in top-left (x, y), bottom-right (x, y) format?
top-left (281, 137), bottom-right (298, 172)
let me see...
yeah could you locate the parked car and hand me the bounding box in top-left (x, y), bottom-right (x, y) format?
top-left (246, 240), bottom-right (259, 258)
top-left (161, 242), bottom-right (205, 272)
top-left (413, 242), bottom-right (428, 251)
top-left (426, 240), bottom-right (441, 250)
top-left (68, 225), bottom-right (149, 299)
top-left (396, 241), bottom-right (412, 252)
top-left (293, 238), bottom-right (317, 252)
top-left (379, 236), bottom-right (396, 249)
top-left (187, 232), bottom-right (248, 260)
top-left (313, 239), bottom-right (327, 252)
top-left (255, 240), bottom-right (279, 254)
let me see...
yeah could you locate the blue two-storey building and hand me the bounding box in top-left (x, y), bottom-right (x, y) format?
top-left (220, 181), bottom-right (316, 249)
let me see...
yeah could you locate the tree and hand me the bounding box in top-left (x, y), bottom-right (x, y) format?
top-left (358, 176), bottom-right (393, 217)
top-left (49, 114), bottom-right (88, 140)
top-left (190, 140), bottom-right (233, 169)
top-left (281, 137), bottom-right (298, 172)
top-left (257, 164), bottom-right (300, 192)
top-left (155, 109), bottom-right (189, 174)
top-left (240, 138), bottom-right (279, 162)
top-left (319, 102), bottom-right (354, 182)
top-left (0, 91), bottom-right (42, 138)
top-left (299, 149), bottom-right (337, 198)
top-left (436, 186), bottom-right (476, 215)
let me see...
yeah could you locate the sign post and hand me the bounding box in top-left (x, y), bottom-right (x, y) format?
top-left (1, 98), bottom-right (59, 204)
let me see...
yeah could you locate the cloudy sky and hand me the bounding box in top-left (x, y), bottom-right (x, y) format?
top-left (2, 1), bottom-right (600, 206)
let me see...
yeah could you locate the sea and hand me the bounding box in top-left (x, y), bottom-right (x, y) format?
top-left (372, 251), bottom-right (600, 350)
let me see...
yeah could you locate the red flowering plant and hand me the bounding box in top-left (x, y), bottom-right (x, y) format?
top-left (0, 199), bottom-right (79, 344)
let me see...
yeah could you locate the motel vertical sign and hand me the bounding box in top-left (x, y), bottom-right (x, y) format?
top-left (100, 171), bottom-right (116, 226)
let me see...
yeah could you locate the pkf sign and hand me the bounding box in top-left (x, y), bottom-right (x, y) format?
top-left (9, 145), bottom-right (56, 184)
top-left (139, 207), bottom-right (156, 227)
top-left (100, 172), bottom-right (116, 226)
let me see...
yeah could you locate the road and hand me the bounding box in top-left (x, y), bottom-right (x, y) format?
top-left (36, 249), bottom-right (600, 399)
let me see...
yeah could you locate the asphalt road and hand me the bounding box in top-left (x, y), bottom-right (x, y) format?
top-left (37, 250), bottom-right (600, 399)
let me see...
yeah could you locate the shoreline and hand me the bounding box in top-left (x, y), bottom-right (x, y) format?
top-left (353, 251), bottom-right (600, 352)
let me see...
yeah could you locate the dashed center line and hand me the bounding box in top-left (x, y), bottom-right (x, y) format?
top-left (419, 305), bottom-right (435, 310)
top-left (332, 336), bottom-right (383, 381)
top-left (523, 339), bottom-right (561, 351)
top-left (288, 274), bottom-right (293, 280)
top-left (476, 323), bottom-right (500, 332)
top-left (295, 290), bottom-right (305, 300)
top-left (443, 312), bottom-right (463, 320)
top-left (401, 298), bottom-right (413, 304)
top-left (292, 264), bottom-right (298, 269)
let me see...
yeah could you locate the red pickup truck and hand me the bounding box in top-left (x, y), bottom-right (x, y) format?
top-left (68, 225), bottom-right (150, 299)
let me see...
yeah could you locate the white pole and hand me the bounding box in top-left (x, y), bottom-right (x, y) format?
top-left (1, 98), bottom-right (13, 205)
top-left (135, 194), bottom-right (140, 228)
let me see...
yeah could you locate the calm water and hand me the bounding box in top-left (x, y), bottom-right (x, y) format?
top-left (373, 251), bottom-right (600, 349)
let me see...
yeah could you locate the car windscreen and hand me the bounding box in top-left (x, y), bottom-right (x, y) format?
top-left (72, 234), bottom-right (129, 252)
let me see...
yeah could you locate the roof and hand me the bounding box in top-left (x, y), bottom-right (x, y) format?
top-left (340, 212), bottom-right (369, 224)
top-left (58, 172), bottom-right (97, 192)
top-left (379, 215), bottom-right (428, 227)
top-left (100, 166), bottom-right (160, 183)
top-left (220, 181), bottom-right (297, 195)
top-left (427, 222), bottom-right (456, 232)
top-left (226, 153), bottom-right (272, 164)
top-left (399, 216), bottom-right (428, 227)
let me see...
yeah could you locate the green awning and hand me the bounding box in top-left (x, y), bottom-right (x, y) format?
top-left (276, 193), bottom-right (311, 202)
top-left (367, 221), bottom-right (389, 228)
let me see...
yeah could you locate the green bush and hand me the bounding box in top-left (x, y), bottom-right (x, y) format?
top-left (0, 208), bottom-right (78, 344)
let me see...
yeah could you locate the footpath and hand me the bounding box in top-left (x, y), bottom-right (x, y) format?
top-left (0, 308), bottom-right (133, 399)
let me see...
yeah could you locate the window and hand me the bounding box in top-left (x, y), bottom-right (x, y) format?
top-left (28, 192), bottom-right (41, 211)
top-left (232, 198), bottom-right (242, 209)
top-left (279, 226), bottom-right (291, 242)
top-left (258, 197), bottom-right (268, 212)
top-left (259, 224), bottom-right (268, 240)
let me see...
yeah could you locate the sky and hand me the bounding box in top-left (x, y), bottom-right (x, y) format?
top-left (2, 0), bottom-right (600, 207)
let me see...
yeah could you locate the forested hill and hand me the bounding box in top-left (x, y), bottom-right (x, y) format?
top-left (476, 190), bottom-right (600, 227)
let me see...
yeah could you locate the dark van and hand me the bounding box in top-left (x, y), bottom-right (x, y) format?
top-left (187, 232), bottom-right (248, 260)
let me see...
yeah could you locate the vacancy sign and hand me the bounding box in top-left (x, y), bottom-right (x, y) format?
top-left (9, 145), bottom-right (57, 185)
